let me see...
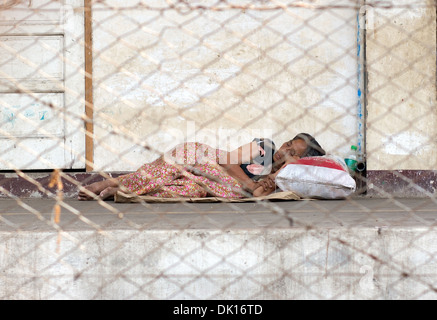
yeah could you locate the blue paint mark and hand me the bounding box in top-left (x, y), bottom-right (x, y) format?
top-left (356, 11), bottom-right (365, 156)
top-left (357, 40), bottom-right (361, 57)
top-left (357, 14), bottom-right (361, 57)
top-left (3, 111), bottom-right (16, 127)
top-left (24, 109), bottom-right (35, 118)
top-left (39, 110), bottom-right (48, 120)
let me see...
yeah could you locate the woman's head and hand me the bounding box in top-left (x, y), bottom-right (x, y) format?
top-left (292, 133), bottom-right (326, 157)
top-left (273, 133), bottom-right (325, 164)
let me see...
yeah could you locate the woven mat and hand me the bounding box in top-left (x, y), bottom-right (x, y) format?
top-left (114, 191), bottom-right (300, 203)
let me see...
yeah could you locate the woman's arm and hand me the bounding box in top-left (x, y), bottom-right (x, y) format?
top-left (221, 163), bottom-right (259, 192)
top-left (219, 141), bottom-right (262, 193)
top-left (252, 174), bottom-right (277, 197)
top-left (252, 156), bottom-right (301, 197)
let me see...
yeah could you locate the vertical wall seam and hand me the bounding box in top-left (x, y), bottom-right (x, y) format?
top-left (84, 0), bottom-right (94, 172)
top-left (357, 0), bottom-right (367, 164)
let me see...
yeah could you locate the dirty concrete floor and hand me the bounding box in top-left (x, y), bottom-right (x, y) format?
top-left (0, 197), bottom-right (436, 232)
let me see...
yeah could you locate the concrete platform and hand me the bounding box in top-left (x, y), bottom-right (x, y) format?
top-left (1, 197), bottom-right (437, 299)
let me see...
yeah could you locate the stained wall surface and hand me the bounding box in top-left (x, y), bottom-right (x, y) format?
top-left (366, 0), bottom-right (437, 171)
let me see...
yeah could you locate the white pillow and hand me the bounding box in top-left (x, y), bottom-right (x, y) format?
top-left (275, 156), bottom-right (356, 199)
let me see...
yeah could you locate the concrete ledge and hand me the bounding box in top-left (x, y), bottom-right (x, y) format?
top-left (1, 198), bottom-right (437, 299)
top-left (2, 170), bottom-right (437, 199)
top-left (0, 172), bottom-right (128, 199)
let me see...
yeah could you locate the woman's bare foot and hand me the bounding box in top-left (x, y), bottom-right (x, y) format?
top-left (78, 178), bottom-right (119, 201)
top-left (99, 186), bottom-right (119, 200)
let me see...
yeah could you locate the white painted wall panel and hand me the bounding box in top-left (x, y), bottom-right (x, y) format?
top-left (0, 93), bottom-right (64, 137)
top-left (0, 0), bottom-right (85, 170)
top-left (0, 36), bottom-right (64, 92)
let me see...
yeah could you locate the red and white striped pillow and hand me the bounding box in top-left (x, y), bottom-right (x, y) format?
top-left (275, 156), bottom-right (356, 199)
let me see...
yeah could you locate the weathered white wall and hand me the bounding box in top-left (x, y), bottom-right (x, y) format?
top-left (366, 0), bottom-right (437, 171)
top-left (92, 0), bottom-right (359, 171)
top-left (3, 226), bottom-right (437, 299)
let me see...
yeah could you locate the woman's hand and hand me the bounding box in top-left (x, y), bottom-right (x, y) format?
top-left (258, 174), bottom-right (276, 191)
top-left (251, 174), bottom-right (277, 197)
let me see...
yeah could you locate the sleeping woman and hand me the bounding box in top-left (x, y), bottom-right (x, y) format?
top-left (77, 133), bottom-right (325, 201)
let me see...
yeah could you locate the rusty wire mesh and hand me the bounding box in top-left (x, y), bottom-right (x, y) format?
top-left (0, 0), bottom-right (437, 300)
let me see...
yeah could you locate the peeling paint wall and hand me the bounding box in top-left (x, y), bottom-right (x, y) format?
top-left (366, 0), bottom-right (437, 171)
top-left (92, 0), bottom-right (359, 171)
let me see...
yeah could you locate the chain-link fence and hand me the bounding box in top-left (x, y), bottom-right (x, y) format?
top-left (0, 0), bottom-right (437, 300)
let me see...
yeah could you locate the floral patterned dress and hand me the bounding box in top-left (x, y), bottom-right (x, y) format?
top-left (118, 142), bottom-right (244, 198)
